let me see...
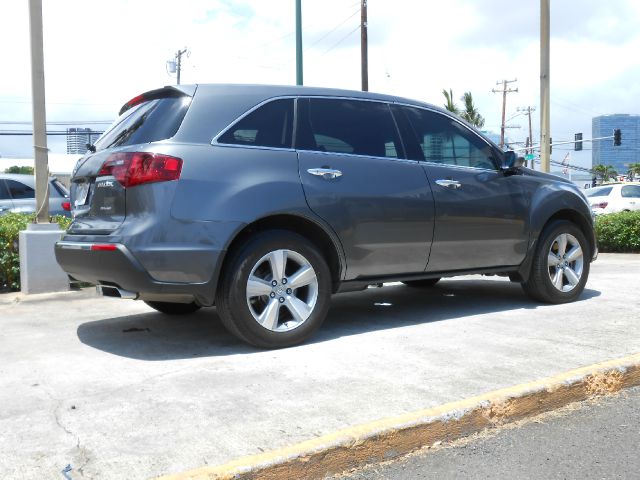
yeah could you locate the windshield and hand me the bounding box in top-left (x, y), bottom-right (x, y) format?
top-left (93, 96), bottom-right (191, 152)
top-left (585, 186), bottom-right (613, 197)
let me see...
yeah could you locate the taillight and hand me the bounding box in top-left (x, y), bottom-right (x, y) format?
top-left (98, 152), bottom-right (182, 188)
top-left (91, 244), bottom-right (118, 251)
top-left (61, 201), bottom-right (71, 211)
top-left (591, 202), bottom-right (608, 209)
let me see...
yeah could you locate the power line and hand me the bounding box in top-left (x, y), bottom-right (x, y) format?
top-left (0, 120), bottom-right (113, 125)
top-left (0, 131), bottom-right (104, 136)
top-left (321, 24), bottom-right (360, 55)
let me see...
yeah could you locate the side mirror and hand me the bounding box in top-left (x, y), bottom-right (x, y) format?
top-left (501, 151), bottom-right (525, 171)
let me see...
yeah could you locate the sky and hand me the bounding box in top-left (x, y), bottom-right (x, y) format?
top-left (1, 0), bottom-right (639, 174)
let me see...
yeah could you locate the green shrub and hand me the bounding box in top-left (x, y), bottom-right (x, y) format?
top-left (0, 213), bottom-right (71, 292)
top-left (595, 210), bottom-right (640, 252)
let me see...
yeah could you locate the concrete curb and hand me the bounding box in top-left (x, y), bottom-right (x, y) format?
top-left (158, 353), bottom-right (640, 480)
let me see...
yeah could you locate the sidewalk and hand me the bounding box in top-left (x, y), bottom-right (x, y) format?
top-left (0, 254), bottom-right (638, 479)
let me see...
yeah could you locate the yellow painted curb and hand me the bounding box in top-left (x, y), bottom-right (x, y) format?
top-left (158, 353), bottom-right (640, 480)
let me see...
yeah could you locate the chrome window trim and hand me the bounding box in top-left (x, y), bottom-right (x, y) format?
top-left (213, 143), bottom-right (296, 153)
top-left (296, 148), bottom-right (421, 166)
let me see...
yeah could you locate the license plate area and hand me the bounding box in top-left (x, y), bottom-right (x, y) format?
top-left (73, 182), bottom-right (90, 207)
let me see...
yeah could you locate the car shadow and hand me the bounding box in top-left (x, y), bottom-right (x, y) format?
top-left (76, 279), bottom-right (601, 360)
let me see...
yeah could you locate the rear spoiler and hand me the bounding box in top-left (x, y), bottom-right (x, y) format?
top-left (118, 85), bottom-right (196, 116)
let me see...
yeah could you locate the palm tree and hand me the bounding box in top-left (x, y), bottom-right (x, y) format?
top-left (442, 89), bottom-right (459, 115)
top-left (459, 92), bottom-right (485, 128)
top-left (627, 162), bottom-right (640, 181)
top-left (592, 164), bottom-right (618, 183)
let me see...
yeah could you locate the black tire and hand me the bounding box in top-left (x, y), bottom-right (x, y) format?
top-left (522, 220), bottom-right (590, 303)
top-left (216, 230), bottom-right (332, 349)
top-left (144, 301), bottom-right (201, 315)
top-left (402, 278), bottom-right (441, 288)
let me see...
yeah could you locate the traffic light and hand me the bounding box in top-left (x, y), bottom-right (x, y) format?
top-left (574, 133), bottom-right (583, 151)
top-left (549, 137), bottom-right (552, 154)
top-left (614, 129), bottom-right (622, 146)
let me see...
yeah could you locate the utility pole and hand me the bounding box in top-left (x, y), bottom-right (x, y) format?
top-left (492, 79), bottom-right (518, 149)
top-left (540, 0), bottom-right (551, 173)
top-left (296, 0), bottom-right (303, 85)
top-left (361, 0), bottom-right (368, 92)
top-left (175, 48), bottom-right (188, 85)
top-left (28, 0), bottom-right (49, 223)
top-left (517, 106), bottom-right (536, 169)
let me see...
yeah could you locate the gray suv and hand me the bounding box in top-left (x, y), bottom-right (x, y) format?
top-left (55, 84), bottom-right (597, 348)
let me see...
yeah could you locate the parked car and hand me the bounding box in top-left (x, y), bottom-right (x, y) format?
top-left (54, 84), bottom-right (597, 348)
top-left (584, 182), bottom-right (640, 215)
top-left (0, 174), bottom-right (70, 217)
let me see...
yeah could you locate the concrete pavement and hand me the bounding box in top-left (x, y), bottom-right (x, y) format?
top-left (0, 253), bottom-right (638, 479)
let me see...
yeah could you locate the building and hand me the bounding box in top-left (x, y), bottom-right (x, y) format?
top-left (66, 128), bottom-right (99, 154)
top-left (592, 114), bottom-right (640, 174)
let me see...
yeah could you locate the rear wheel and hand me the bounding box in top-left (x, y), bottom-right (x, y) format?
top-left (216, 230), bottom-right (332, 349)
top-left (144, 301), bottom-right (201, 315)
top-left (402, 278), bottom-right (441, 288)
top-left (522, 220), bottom-right (590, 303)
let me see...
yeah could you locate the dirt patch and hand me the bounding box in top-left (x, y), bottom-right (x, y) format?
top-left (585, 370), bottom-right (624, 397)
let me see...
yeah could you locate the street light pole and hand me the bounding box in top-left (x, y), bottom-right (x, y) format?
top-left (296, 0), bottom-right (303, 85)
top-left (361, 0), bottom-right (368, 92)
top-left (540, 0), bottom-right (551, 173)
top-left (28, 0), bottom-right (49, 223)
top-left (175, 48), bottom-right (188, 85)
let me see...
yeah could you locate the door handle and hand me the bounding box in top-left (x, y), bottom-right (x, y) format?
top-left (435, 179), bottom-right (461, 189)
top-left (307, 168), bottom-right (343, 180)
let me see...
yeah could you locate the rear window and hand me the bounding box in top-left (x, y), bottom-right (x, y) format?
top-left (6, 180), bottom-right (35, 199)
top-left (93, 96), bottom-right (191, 152)
top-left (621, 185), bottom-right (640, 198)
top-left (51, 179), bottom-right (69, 197)
top-left (585, 186), bottom-right (613, 197)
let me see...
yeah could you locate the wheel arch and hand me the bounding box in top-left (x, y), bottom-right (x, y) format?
top-left (217, 213), bottom-right (345, 295)
top-left (516, 206), bottom-right (596, 282)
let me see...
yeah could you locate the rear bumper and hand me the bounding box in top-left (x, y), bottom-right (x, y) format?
top-left (54, 241), bottom-right (221, 306)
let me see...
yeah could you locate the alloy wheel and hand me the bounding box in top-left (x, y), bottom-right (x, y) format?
top-left (547, 233), bottom-right (584, 292)
top-left (245, 249), bottom-right (319, 332)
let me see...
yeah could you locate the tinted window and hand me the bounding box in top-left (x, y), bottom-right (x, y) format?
top-left (585, 186), bottom-right (613, 197)
top-left (218, 99), bottom-right (293, 149)
top-left (621, 185), bottom-right (640, 198)
top-left (297, 98), bottom-right (403, 158)
top-left (398, 106), bottom-right (497, 169)
top-left (0, 180), bottom-right (10, 200)
top-left (93, 96), bottom-right (191, 152)
top-left (6, 180), bottom-right (35, 199)
top-left (51, 179), bottom-right (69, 198)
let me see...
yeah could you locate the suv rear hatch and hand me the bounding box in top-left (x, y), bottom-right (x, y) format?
top-left (68, 86), bottom-right (193, 234)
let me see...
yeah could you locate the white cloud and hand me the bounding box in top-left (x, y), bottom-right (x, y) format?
top-left (1, 0), bottom-right (639, 169)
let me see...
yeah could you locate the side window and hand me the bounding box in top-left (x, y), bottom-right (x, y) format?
top-left (217, 98), bottom-right (293, 149)
top-left (6, 180), bottom-right (35, 199)
top-left (621, 185), bottom-right (640, 198)
top-left (0, 180), bottom-right (10, 200)
top-left (399, 106), bottom-right (497, 169)
top-left (297, 98), bottom-right (403, 159)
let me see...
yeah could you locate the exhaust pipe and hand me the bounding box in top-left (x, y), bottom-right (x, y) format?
top-left (96, 284), bottom-right (138, 300)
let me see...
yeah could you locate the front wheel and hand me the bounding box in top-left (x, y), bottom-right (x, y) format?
top-left (216, 230), bottom-right (332, 349)
top-left (522, 220), bottom-right (590, 303)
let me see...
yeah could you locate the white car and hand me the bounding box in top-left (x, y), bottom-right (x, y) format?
top-left (585, 183), bottom-right (640, 215)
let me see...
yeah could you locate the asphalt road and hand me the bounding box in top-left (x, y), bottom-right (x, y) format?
top-left (338, 386), bottom-right (640, 480)
top-left (0, 253), bottom-right (639, 479)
